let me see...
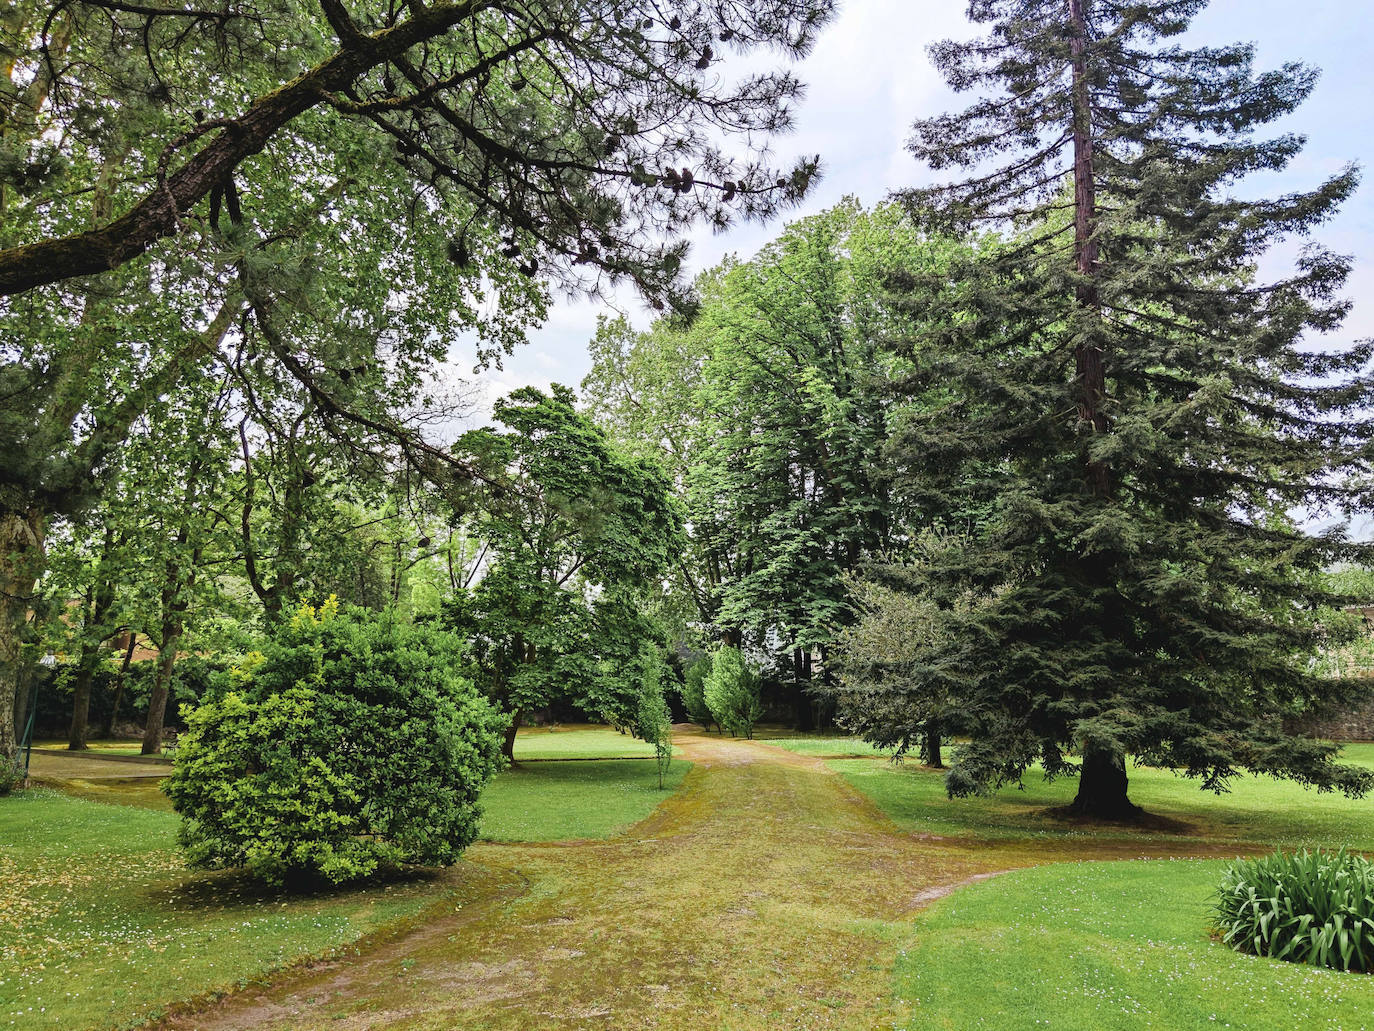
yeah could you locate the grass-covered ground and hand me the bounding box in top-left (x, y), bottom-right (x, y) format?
top-left (17, 728), bottom-right (1374, 1030)
top-left (795, 737), bottom-right (1374, 1029)
top-left (757, 732), bottom-right (891, 758)
top-left (32, 739), bottom-right (163, 758)
top-left (0, 790), bottom-right (452, 1031)
top-left (830, 742), bottom-right (1374, 849)
top-left (894, 859), bottom-right (1374, 1030)
top-left (479, 758), bottom-right (690, 840)
top-left (5, 726), bottom-right (690, 1030)
top-left (512, 723), bottom-right (674, 759)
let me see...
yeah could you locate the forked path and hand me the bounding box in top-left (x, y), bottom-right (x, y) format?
top-left (156, 730), bottom-right (1196, 1031)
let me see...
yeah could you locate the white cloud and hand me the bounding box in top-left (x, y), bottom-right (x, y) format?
top-left (444, 1), bottom-right (1374, 404)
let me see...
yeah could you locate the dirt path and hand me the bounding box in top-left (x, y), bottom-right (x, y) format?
top-left (152, 730), bottom-right (1204, 1031)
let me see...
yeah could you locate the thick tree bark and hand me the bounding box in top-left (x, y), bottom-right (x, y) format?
top-left (923, 721), bottom-right (944, 769)
top-left (11, 658), bottom-right (33, 754)
top-left (1070, 744), bottom-right (1140, 820)
top-left (140, 625), bottom-right (182, 755)
top-left (0, 508), bottom-right (45, 765)
top-left (102, 635), bottom-right (137, 738)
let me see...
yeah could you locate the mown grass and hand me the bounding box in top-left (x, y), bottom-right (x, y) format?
top-left (827, 739), bottom-right (1374, 1029)
top-left (895, 859), bottom-right (1374, 1031)
top-left (758, 733), bottom-right (893, 758)
top-left (832, 742), bottom-right (1374, 849)
top-left (478, 758), bottom-right (690, 841)
top-left (7, 731), bottom-right (692, 1029)
top-left (33, 739), bottom-right (149, 757)
top-left (0, 790), bottom-right (448, 1031)
top-left (512, 723), bottom-right (679, 759)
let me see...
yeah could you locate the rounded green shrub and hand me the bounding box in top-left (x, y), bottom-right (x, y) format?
top-left (1215, 848), bottom-right (1374, 972)
top-left (164, 600), bottom-right (507, 885)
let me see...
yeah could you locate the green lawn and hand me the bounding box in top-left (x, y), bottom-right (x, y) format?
top-left (512, 723), bottom-right (678, 759)
top-left (895, 859), bottom-right (1374, 1031)
top-left (4, 742), bottom-right (692, 1029)
top-left (759, 733), bottom-right (894, 758)
top-left (33, 740), bottom-right (153, 757)
top-left (478, 758), bottom-right (690, 841)
top-left (0, 790), bottom-right (448, 1031)
top-left (832, 742), bottom-right (1374, 849)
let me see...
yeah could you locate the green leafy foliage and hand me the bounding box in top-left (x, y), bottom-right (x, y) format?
top-left (680, 654), bottom-right (715, 730)
top-left (445, 385), bottom-right (682, 738)
top-left (1216, 849), bottom-right (1374, 972)
top-left (0, 756), bottom-right (22, 795)
top-left (635, 647), bottom-right (673, 788)
top-left (165, 600), bottom-right (505, 885)
top-left (703, 646), bottom-right (762, 740)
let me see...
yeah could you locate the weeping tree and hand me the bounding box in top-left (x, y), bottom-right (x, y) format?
top-left (879, 0), bottom-right (1374, 818)
top-left (445, 385), bottom-right (683, 759)
top-left (0, 0), bottom-right (834, 763)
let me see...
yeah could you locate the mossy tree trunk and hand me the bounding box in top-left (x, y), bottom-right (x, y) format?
top-left (0, 508), bottom-right (44, 765)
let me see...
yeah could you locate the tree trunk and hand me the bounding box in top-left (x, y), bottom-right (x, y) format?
top-left (792, 646), bottom-right (815, 732)
top-left (67, 641), bottom-right (100, 750)
top-left (501, 709), bottom-right (521, 763)
top-left (1070, 743), bottom-right (1140, 820)
top-left (0, 508), bottom-right (45, 765)
top-left (140, 625), bottom-right (181, 755)
top-left (923, 721), bottom-right (944, 769)
top-left (12, 657), bottom-right (33, 754)
top-left (102, 635), bottom-right (137, 738)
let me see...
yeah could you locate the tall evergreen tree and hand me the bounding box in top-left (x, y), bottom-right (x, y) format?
top-left (866, 0), bottom-right (1374, 817)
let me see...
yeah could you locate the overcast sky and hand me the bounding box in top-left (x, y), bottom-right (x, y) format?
top-left (450, 0), bottom-right (1374, 420)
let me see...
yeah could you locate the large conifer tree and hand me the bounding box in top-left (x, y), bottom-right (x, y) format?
top-left (868, 0), bottom-right (1374, 817)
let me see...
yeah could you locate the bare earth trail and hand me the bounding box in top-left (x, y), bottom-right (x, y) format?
top-left (154, 730), bottom-right (1228, 1031)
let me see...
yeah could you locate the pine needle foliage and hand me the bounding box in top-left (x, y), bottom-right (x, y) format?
top-left (872, 0), bottom-right (1374, 816)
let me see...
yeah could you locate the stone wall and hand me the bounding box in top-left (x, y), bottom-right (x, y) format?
top-left (1289, 685), bottom-right (1374, 741)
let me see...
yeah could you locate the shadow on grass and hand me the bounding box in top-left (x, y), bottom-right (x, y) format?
top-left (145, 862), bottom-right (452, 914)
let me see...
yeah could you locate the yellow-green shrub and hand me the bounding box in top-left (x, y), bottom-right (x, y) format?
top-left (165, 601), bottom-right (506, 885)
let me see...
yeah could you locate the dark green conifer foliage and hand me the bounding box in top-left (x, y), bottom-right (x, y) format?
top-left (875, 0), bottom-right (1374, 817)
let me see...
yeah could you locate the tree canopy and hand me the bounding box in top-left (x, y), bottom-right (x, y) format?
top-left (855, 0), bottom-right (1374, 817)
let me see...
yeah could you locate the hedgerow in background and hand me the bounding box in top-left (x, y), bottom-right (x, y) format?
top-left (1215, 849), bottom-right (1374, 972)
top-left (704, 647), bottom-right (762, 740)
top-left (636, 647), bottom-right (673, 788)
top-left (164, 599), bottom-right (506, 885)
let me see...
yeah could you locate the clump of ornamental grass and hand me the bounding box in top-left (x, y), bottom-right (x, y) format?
top-left (1215, 849), bottom-right (1374, 972)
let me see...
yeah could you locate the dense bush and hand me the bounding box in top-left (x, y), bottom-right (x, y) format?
top-left (1215, 849), bottom-right (1374, 972)
top-left (680, 655), bottom-right (714, 730)
top-left (704, 646), bottom-right (762, 740)
top-left (164, 599), bottom-right (507, 885)
top-left (0, 759), bottom-right (23, 796)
